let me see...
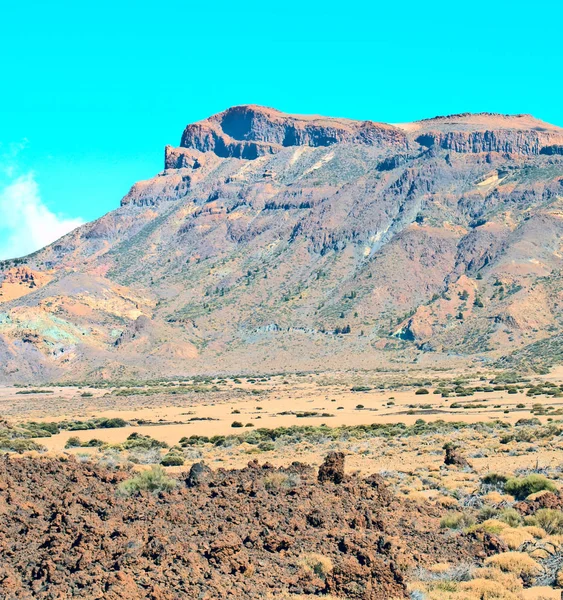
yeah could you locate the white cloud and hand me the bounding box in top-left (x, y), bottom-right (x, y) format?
top-left (0, 174), bottom-right (84, 260)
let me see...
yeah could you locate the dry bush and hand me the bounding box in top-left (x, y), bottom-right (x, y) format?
top-left (128, 447), bottom-right (163, 464)
top-left (522, 525), bottom-right (546, 539)
top-left (472, 567), bottom-right (524, 594)
top-left (526, 588), bottom-right (562, 600)
top-left (407, 491), bottom-right (429, 502)
top-left (263, 472), bottom-right (300, 490)
top-left (479, 519), bottom-right (510, 534)
top-left (436, 495), bottom-right (459, 508)
top-left (298, 553), bottom-right (333, 580)
top-left (459, 578), bottom-right (522, 599)
top-left (428, 563), bottom-right (454, 574)
top-left (484, 491), bottom-right (510, 504)
top-left (410, 565), bottom-right (527, 600)
top-left (498, 527), bottom-right (534, 550)
top-left (484, 552), bottom-right (542, 578)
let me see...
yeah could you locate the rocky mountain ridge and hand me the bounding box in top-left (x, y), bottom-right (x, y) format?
top-left (1, 105), bottom-right (563, 381)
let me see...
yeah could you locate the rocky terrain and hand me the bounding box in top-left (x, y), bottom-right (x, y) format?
top-left (1, 106), bottom-right (563, 381)
top-left (0, 453), bottom-right (512, 600)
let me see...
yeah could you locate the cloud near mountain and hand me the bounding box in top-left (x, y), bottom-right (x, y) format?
top-left (0, 173), bottom-right (83, 260)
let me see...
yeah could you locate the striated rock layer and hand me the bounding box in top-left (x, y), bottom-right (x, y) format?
top-left (1, 105), bottom-right (563, 381)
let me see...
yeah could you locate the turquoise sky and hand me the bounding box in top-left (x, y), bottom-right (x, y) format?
top-left (1, 0), bottom-right (562, 259)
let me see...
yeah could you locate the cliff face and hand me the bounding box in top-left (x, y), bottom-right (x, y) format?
top-left (179, 105), bottom-right (409, 158)
top-left (415, 129), bottom-right (563, 155)
top-left (407, 113), bottom-right (563, 156)
top-left (2, 106), bottom-right (563, 382)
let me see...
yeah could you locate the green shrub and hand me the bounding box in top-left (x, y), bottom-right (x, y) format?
top-left (85, 438), bottom-right (104, 447)
top-left (122, 432), bottom-right (168, 450)
top-left (440, 511), bottom-right (475, 530)
top-left (0, 437), bottom-right (46, 453)
top-left (481, 473), bottom-right (509, 487)
top-left (98, 418), bottom-right (127, 429)
top-left (65, 436), bottom-right (82, 448)
top-left (231, 421), bottom-right (244, 428)
top-left (415, 388), bottom-right (429, 395)
top-left (504, 475), bottom-right (556, 500)
top-left (526, 508), bottom-right (563, 534)
top-left (498, 508), bottom-right (524, 528)
top-left (478, 506), bottom-right (499, 522)
top-left (118, 465), bottom-right (176, 496)
top-left (160, 453), bottom-right (185, 467)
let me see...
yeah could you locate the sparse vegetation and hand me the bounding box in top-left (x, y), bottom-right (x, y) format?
top-left (118, 465), bottom-right (177, 496)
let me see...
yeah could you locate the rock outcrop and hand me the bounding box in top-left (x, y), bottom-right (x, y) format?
top-left (318, 452), bottom-right (346, 484)
top-left (179, 104), bottom-right (409, 158)
top-left (444, 443), bottom-right (471, 468)
top-left (410, 113), bottom-right (563, 156)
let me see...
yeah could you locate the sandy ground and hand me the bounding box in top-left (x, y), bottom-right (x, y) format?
top-left (2, 371), bottom-right (562, 475)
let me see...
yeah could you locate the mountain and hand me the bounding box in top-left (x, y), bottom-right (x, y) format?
top-left (2, 105), bottom-right (563, 382)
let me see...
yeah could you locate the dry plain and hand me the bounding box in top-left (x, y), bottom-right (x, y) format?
top-left (4, 370), bottom-right (563, 599)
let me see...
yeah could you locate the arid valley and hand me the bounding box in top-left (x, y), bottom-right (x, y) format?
top-left (4, 367), bottom-right (563, 598)
top-left (3, 100), bottom-right (563, 599)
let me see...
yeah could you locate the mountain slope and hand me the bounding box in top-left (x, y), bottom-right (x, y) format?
top-left (2, 105), bottom-right (563, 381)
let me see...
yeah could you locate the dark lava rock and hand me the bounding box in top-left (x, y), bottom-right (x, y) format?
top-left (318, 452), bottom-right (346, 484)
top-left (444, 444), bottom-right (471, 468)
top-left (186, 461), bottom-right (212, 487)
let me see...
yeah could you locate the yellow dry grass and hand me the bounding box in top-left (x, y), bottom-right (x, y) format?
top-left (297, 553), bottom-right (333, 579)
top-left (497, 527), bottom-right (534, 550)
top-left (484, 553), bottom-right (542, 578)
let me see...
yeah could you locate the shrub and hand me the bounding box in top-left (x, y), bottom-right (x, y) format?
top-left (478, 506), bottom-right (499, 522)
top-left (0, 438), bottom-right (46, 453)
top-left (122, 432), bottom-right (168, 450)
top-left (263, 472), bottom-right (300, 491)
top-left (160, 453), bottom-right (185, 467)
top-left (440, 511), bottom-right (475, 530)
top-left (498, 527), bottom-right (534, 550)
top-left (118, 465), bottom-right (176, 496)
top-left (475, 519), bottom-right (507, 535)
top-left (522, 525), bottom-right (546, 539)
top-left (498, 508), bottom-right (524, 528)
top-left (65, 436), bottom-right (82, 448)
top-left (484, 552), bottom-right (542, 578)
top-left (526, 509), bottom-right (563, 534)
top-left (85, 438), bottom-right (104, 447)
top-left (298, 553), bottom-right (333, 580)
top-left (98, 417), bottom-right (127, 429)
top-left (128, 448), bottom-right (164, 464)
top-left (504, 475), bottom-right (556, 500)
top-left (231, 421), bottom-right (244, 428)
top-left (467, 567), bottom-right (524, 595)
top-left (415, 388), bottom-right (429, 395)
